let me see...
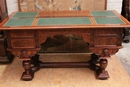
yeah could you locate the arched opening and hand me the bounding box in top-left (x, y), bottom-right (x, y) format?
top-left (38, 34), bottom-right (91, 53)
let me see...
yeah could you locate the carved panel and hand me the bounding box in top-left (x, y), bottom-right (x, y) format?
top-left (10, 30), bottom-right (35, 37)
top-left (94, 37), bottom-right (118, 45)
top-left (81, 33), bottom-right (91, 44)
top-left (38, 29), bottom-right (92, 45)
top-left (94, 28), bottom-right (123, 46)
top-left (64, 28), bottom-right (92, 34)
top-left (95, 28), bottom-right (119, 35)
top-left (11, 39), bottom-right (35, 48)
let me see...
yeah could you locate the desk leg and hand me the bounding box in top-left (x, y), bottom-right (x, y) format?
top-left (90, 53), bottom-right (109, 79)
top-left (97, 59), bottom-right (109, 79)
top-left (21, 60), bottom-right (34, 81)
top-left (31, 54), bottom-right (41, 72)
top-left (21, 54), bottom-right (43, 81)
top-left (20, 53), bottom-right (109, 81)
top-left (123, 28), bottom-right (130, 43)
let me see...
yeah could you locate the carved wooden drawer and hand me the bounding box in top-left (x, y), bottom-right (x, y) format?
top-left (11, 39), bottom-right (35, 48)
top-left (94, 28), bottom-right (121, 46)
top-left (10, 30), bottom-right (35, 38)
top-left (95, 28), bottom-right (119, 36)
top-left (94, 37), bottom-right (118, 46)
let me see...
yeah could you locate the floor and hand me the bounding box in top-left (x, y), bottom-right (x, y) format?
top-left (116, 42), bottom-right (130, 76)
top-left (0, 54), bottom-right (130, 87)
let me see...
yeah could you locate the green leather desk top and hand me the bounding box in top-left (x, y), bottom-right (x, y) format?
top-left (94, 17), bottom-right (125, 24)
top-left (12, 12), bottom-right (38, 18)
top-left (91, 10), bottom-right (116, 16)
top-left (37, 17), bottom-right (92, 26)
top-left (3, 10), bottom-right (126, 26)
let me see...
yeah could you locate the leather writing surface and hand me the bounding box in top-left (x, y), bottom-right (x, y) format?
top-left (37, 17), bottom-right (92, 26)
top-left (94, 17), bottom-right (125, 24)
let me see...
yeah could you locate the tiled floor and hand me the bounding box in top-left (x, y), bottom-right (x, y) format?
top-left (116, 42), bottom-right (130, 76)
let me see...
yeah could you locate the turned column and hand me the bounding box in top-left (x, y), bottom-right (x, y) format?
top-left (20, 50), bottom-right (34, 81)
top-left (97, 59), bottom-right (109, 79)
top-left (22, 60), bottom-right (34, 81)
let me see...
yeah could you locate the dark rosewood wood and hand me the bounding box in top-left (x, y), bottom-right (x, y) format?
top-left (22, 60), bottom-right (34, 81)
top-left (0, 10), bottom-right (130, 81)
top-left (121, 0), bottom-right (130, 43)
top-left (97, 59), bottom-right (109, 79)
top-left (20, 50), bottom-right (34, 81)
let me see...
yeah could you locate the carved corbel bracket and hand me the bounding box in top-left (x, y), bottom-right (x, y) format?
top-left (101, 48), bottom-right (110, 58)
top-left (7, 48), bottom-right (40, 60)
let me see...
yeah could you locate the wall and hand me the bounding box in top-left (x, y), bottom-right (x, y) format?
top-left (107, 0), bottom-right (123, 13)
top-left (6, 0), bottom-right (123, 14)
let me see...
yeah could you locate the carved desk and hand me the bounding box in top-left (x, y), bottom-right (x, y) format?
top-left (0, 10), bottom-right (130, 81)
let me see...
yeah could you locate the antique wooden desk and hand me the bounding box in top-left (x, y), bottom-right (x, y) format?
top-left (0, 10), bottom-right (130, 81)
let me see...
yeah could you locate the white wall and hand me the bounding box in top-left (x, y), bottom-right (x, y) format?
top-left (6, 0), bottom-right (18, 14)
top-left (6, 0), bottom-right (123, 14)
top-left (107, 0), bottom-right (123, 13)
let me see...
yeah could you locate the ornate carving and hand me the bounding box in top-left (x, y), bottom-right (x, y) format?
top-left (94, 28), bottom-right (122, 46)
top-left (10, 50), bottom-right (38, 57)
top-left (95, 37), bottom-right (118, 45)
top-left (38, 29), bottom-right (92, 45)
top-left (20, 50), bottom-right (30, 59)
top-left (10, 30), bottom-right (35, 37)
top-left (90, 48), bottom-right (119, 56)
top-left (21, 60), bottom-right (34, 81)
top-left (102, 48), bottom-right (110, 57)
top-left (11, 39), bottom-right (35, 48)
top-left (11, 50), bottom-right (21, 57)
top-left (95, 28), bottom-right (120, 35)
top-left (97, 59), bottom-right (109, 79)
top-left (82, 33), bottom-right (91, 44)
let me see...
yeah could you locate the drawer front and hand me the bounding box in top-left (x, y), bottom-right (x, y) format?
top-left (94, 37), bottom-right (118, 46)
top-left (11, 39), bottom-right (35, 48)
top-left (95, 29), bottom-right (119, 35)
top-left (94, 28), bottom-right (122, 46)
top-left (10, 30), bottom-right (35, 37)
